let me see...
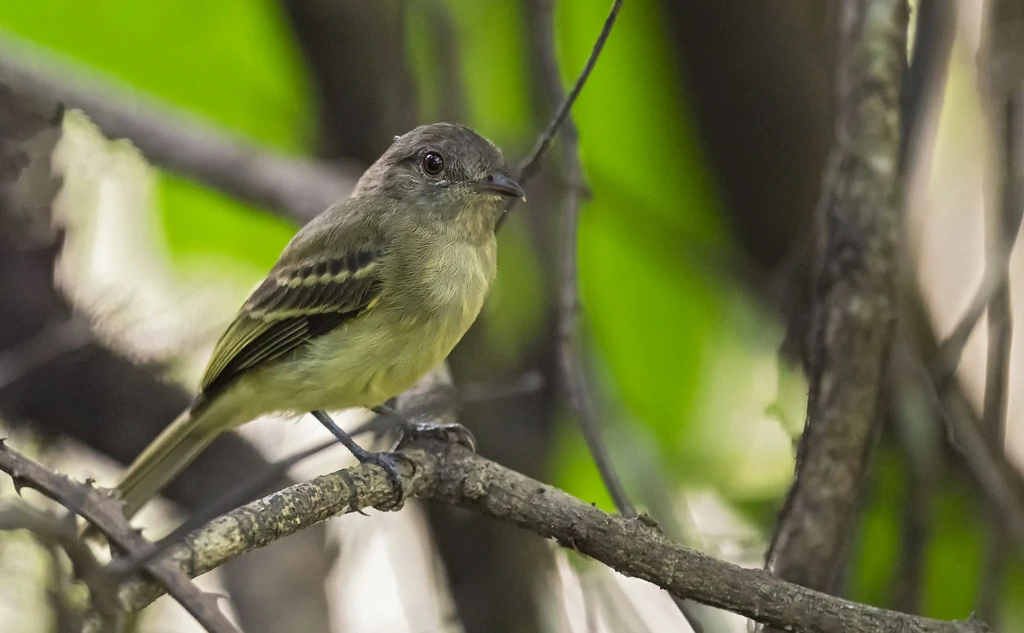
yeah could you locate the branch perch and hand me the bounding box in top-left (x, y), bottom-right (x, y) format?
top-left (0, 368), bottom-right (984, 633)
top-left (98, 432), bottom-right (989, 633)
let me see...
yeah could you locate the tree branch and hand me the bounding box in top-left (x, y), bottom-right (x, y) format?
top-left (976, 7), bottom-right (1024, 613)
top-left (766, 0), bottom-right (907, 592)
top-left (516, 0), bottom-right (622, 184)
top-left (85, 422), bottom-right (988, 633)
top-left (527, 3), bottom-right (702, 628)
top-left (0, 440), bottom-right (239, 633)
top-left (0, 362), bottom-right (992, 633)
top-left (0, 367), bottom-right (978, 633)
top-left (0, 36), bottom-right (355, 224)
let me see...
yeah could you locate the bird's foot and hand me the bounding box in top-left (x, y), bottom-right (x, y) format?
top-left (312, 409), bottom-right (408, 510)
top-left (394, 421), bottom-right (477, 453)
top-left (348, 446), bottom-right (411, 510)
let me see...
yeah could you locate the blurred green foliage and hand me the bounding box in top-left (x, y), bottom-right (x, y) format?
top-left (0, 0), bottom-right (305, 271)
top-left (1, 0), bottom-right (1016, 628)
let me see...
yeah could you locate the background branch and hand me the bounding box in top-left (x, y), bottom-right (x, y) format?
top-left (0, 501), bottom-right (120, 630)
top-left (528, 0), bottom-right (634, 519)
top-left (766, 0), bottom-right (907, 595)
top-left (0, 37), bottom-right (355, 224)
top-left (975, 0), bottom-right (1024, 621)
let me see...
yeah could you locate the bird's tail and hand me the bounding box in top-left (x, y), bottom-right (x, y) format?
top-left (115, 408), bottom-right (218, 520)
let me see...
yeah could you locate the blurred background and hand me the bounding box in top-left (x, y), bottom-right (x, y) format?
top-left (0, 1), bottom-right (1022, 632)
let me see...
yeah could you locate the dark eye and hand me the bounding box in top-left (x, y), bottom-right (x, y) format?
top-left (421, 151), bottom-right (444, 176)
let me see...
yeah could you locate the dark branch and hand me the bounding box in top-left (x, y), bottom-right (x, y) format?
top-left (976, 2), bottom-right (1024, 614)
top-left (523, 5), bottom-right (707, 625)
top-left (766, 0), bottom-right (907, 592)
top-left (516, 0), bottom-right (622, 184)
top-left (0, 37), bottom-right (355, 224)
top-left (0, 440), bottom-right (239, 633)
top-left (498, 0), bottom-right (622, 231)
top-left (899, 289), bottom-right (1024, 555)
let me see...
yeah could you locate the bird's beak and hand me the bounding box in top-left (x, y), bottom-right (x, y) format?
top-left (473, 172), bottom-right (526, 199)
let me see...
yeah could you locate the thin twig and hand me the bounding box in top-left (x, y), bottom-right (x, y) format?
top-left (0, 441), bottom-right (239, 633)
top-left (976, 81), bottom-right (1024, 631)
top-left (528, 2), bottom-right (694, 628)
top-left (497, 0), bottom-right (623, 229)
top-left (888, 343), bottom-right (941, 614)
top-left (517, 0), bottom-right (622, 184)
top-left (931, 261), bottom-right (1014, 389)
top-left (0, 36), bottom-right (355, 224)
top-left (529, 0), bottom-right (633, 518)
top-left (899, 270), bottom-right (1024, 558)
top-left (910, 349), bottom-right (1024, 552)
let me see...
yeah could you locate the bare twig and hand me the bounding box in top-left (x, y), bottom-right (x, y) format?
top-left (766, 0), bottom-right (907, 594)
top-left (0, 441), bottom-right (239, 633)
top-left (899, 279), bottom-right (1024, 556)
top-left (931, 266), bottom-right (1014, 388)
top-left (976, 19), bottom-right (1024, 620)
top-left (525, 3), bottom-right (711, 629)
top-left (913, 351), bottom-right (1024, 550)
top-left (899, 0), bottom-right (957, 174)
top-left (516, 0), bottom-right (622, 184)
top-left (528, 0), bottom-right (633, 518)
top-left (0, 36), bottom-right (355, 224)
top-left (888, 344), bottom-right (942, 614)
top-left (497, 0), bottom-right (622, 231)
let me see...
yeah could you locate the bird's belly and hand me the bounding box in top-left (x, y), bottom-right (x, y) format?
top-left (255, 307), bottom-right (474, 415)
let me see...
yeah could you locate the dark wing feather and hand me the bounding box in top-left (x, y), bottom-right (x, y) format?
top-left (197, 249), bottom-right (383, 402)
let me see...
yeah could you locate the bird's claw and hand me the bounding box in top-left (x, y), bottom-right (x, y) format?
top-left (354, 449), bottom-right (411, 510)
top-left (395, 421), bottom-right (477, 452)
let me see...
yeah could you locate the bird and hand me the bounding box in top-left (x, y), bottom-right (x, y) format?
top-left (113, 122), bottom-right (524, 520)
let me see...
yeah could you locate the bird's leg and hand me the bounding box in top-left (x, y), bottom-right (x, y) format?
top-left (311, 410), bottom-right (407, 507)
top-left (373, 404), bottom-right (476, 452)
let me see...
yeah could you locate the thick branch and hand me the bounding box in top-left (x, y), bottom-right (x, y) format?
top-left (104, 434), bottom-right (986, 633)
top-left (0, 361), bottom-right (991, 633)
top-left (767, 0), bottom-right (907, 591)
top-left (0, 37), bottom-right (355, 224)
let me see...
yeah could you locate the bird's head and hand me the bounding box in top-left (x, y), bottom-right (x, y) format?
top-left (353, 123), bottom-right (524, 236)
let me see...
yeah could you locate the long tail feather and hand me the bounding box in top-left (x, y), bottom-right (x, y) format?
top-left (116, 408), bottom-right (218, 520)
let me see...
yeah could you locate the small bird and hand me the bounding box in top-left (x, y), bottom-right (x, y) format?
top-left (114, 123), bottom-right (524, 520)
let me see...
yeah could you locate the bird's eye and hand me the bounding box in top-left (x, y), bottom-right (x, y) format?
top-left (421, 151), bottom-right (444, 176)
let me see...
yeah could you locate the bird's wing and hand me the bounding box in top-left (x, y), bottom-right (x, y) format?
top-left (197, 247), bottom-right (383, 401)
